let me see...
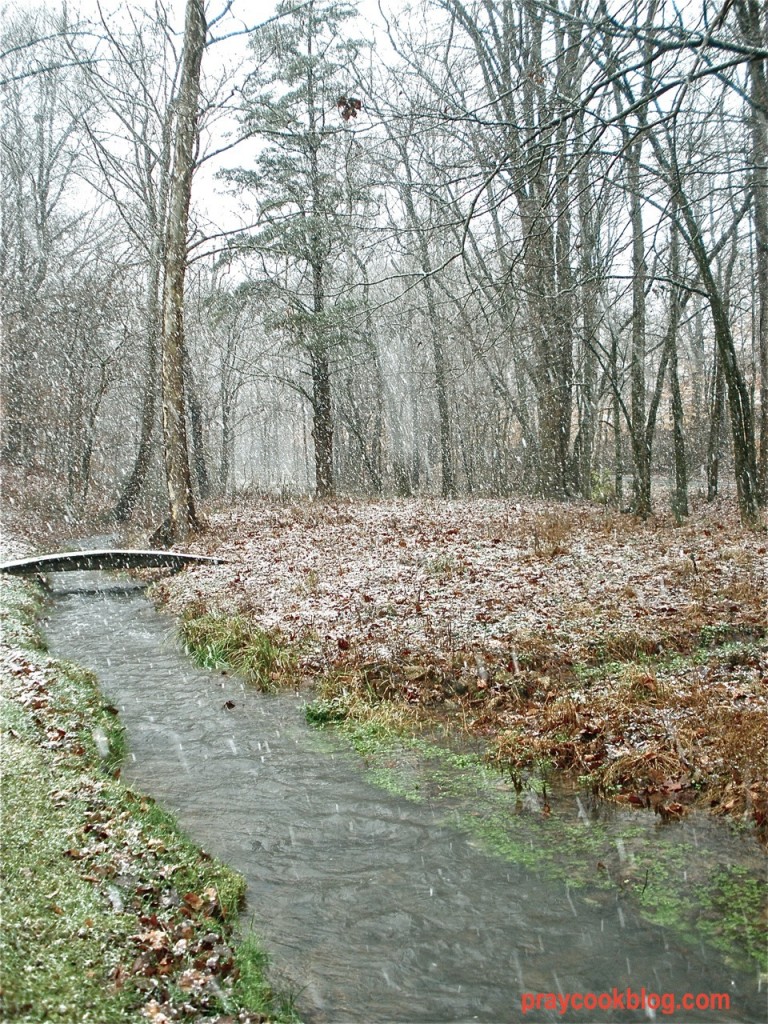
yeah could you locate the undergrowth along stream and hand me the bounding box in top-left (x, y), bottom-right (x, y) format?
top-left (305, 691), bottom-right (768, 977)
top-left (177, 606), bottom-right (768, 979)
top-left (178, 609), bottom-right (297, 692)
top-left (0, 575), bottom-right (299, 1024)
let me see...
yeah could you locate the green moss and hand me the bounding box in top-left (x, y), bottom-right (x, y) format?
top-left (305, 695), bottom-right (349, 726)
top-left (626, 852), bottom-right (768, 972)
top-left (305, 677), bottom-right (767, 976)
top-left (306, 693), bottom-right (494, 800)
top-left (696, 866), bottom-right (768, 972)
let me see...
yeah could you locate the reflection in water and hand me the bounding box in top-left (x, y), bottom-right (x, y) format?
top-left (43, 574), bottom-right (764, 1023)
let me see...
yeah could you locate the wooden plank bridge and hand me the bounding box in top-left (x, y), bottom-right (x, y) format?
top-left (0, 550), bottom-right (228, 576)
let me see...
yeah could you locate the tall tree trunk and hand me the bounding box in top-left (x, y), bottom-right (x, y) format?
top-left (736, 0), bottom-right (768, 505)
top-left (641, 114), bottom-right (760, 522)
top-left (432, 329), bottom-right (454, 498)
top-left (369, 338), bottom-right (384, 495)
top-left (160, 0), bottom-right (205, 542)
top-left (114, 260), bottom-right (161, 522)
top-left (676, 188), bottom-right (760, 523)
top-left (628, 138), bottom-right (651, 517)
top-left (409, 206), bottom-right (454, 496)
top-left (387, 128), bottom-right (454, 497)
top-left (707, 346), bottom-right (725, 501)
top-left (310, 324), bottom-right (334, 498)
top-left (669, 341), bottom-right (688, 520)
top-left (667, 208), bottom-right (688, 519)
top-left (220, 382), bottom-right (234, 494)
top-left (575, 153), bottom-right (599, 499)
top-left (305, 6), bottom-right (334, 499)
top-left (611, 331), bottom-right (624, 506)
top-left (184, 347), bottom-right (210, 500)
top-left (751, 55), bottom-right (768, 503)
top-left (553, 53), bottom-right (576, 495)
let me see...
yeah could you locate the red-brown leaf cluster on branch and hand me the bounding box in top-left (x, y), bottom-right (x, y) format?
top-left (337, 95), bottom-right (362, 121)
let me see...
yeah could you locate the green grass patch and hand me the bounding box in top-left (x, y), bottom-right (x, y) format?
top-left (306, 688), bottom-right (494, 802)
top-left (698, 623), bottom-right (764, 649)
top-left (1, 737), bottom-right (135, 1024)
top-left (572, 634), bottom-right (765, 687)
top-left (179, 611), bottom-right (295, 691)
top-left (0, 576), bottom-right (46, 649)
top-left (0, 577), bottom-right (300, 1023)
top-left (232, 934), bottom-right (301, 1021)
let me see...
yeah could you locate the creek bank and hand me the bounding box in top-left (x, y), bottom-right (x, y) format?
top-left (171, 604), bottom-right (768, 978)
top-left (0, 572), bottom-right (299, 1024)
top-left (149, 534), bottom-right (768, 977)
top-left (152, 496), bottom-right (767, 834)
top-left (304, 700), bottom-right (768, 976)
top-left (41, 571), bottom-right (768, 1022)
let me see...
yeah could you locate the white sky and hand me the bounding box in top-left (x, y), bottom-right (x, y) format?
top-left (4, 0), bottom-right (395, 247)
top-left (41, 0), bottom-right (390, 44)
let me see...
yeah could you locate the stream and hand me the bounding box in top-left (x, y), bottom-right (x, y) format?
top-left (43, 572), bottom-right (766, 1023)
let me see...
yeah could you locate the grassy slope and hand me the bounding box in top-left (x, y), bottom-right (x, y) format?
top-left (154, 497), bottom-right (767, 829)
top-left (0, 576), bottom-right (299, 1024)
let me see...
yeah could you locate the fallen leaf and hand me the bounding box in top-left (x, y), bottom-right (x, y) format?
top-left (183, 892), bottom-right (204, 911)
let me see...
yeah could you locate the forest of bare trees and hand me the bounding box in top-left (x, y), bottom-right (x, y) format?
top-left (2, 0), bottom-right (767, 538)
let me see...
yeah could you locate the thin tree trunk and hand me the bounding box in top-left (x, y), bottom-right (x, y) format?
top-left (220, 384), bottom-right (234, 494)
top-left (310, 331), bottom-right (334, 497)
top-left (184, 348), bottom-right (210, 500)
top-left (160, 0), bottom-right (205, 542)
top-left (611, 331), bottom-right (624, 506)
top-left (389, 132), bottom-right (454, 497)
top-left (667, 210), bottom-right (688, 519)
top-left (305, 5), bottom-right (334, 499)
top-left (370, 343), bottom-right (384, 495)
top-left (114, 262), bottom-right (161, 522)
top-left (642, 124), bottom-right (760, 521)
top-left (628, 138), bottom-right (651, 516)
top-left (751, 57), bottom-right (768, 502)
top-left (575, 171), bottom-right (599, 498)
top-left (415, 242), bottom-right (454, 497)
top-left (707, 345), bottom-right (725, 501)
top-left (679, 193), bottom-right (760, 522)
top-left (736, 0), bottom-right (768, 504)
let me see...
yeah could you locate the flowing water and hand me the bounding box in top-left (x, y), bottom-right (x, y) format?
top-left (43, 573), bottom-right (766, 1023)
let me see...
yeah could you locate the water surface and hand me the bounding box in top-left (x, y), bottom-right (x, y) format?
top-left (43, 574), bottom-right (765, 1023)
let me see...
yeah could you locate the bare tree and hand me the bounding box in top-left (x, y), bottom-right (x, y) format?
top-left (159, 0), bottom-right (206, 541)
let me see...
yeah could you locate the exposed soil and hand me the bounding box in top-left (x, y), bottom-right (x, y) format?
top-left (147, 496), bottom-right (767, 835)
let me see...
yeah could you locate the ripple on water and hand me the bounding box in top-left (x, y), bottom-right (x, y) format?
top-left (44, 574), bottom-right (766, 1024)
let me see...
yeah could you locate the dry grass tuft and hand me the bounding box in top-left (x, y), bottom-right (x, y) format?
top-left (530, 512), bottom-right (572, 558)
top-left (622, 665), bottom-right (668, 704)
top-left (601, 749), bottom-right (685, 791)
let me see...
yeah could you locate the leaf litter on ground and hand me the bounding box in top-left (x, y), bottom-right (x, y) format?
top-left (152, 496), bottom-right (767, 835)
